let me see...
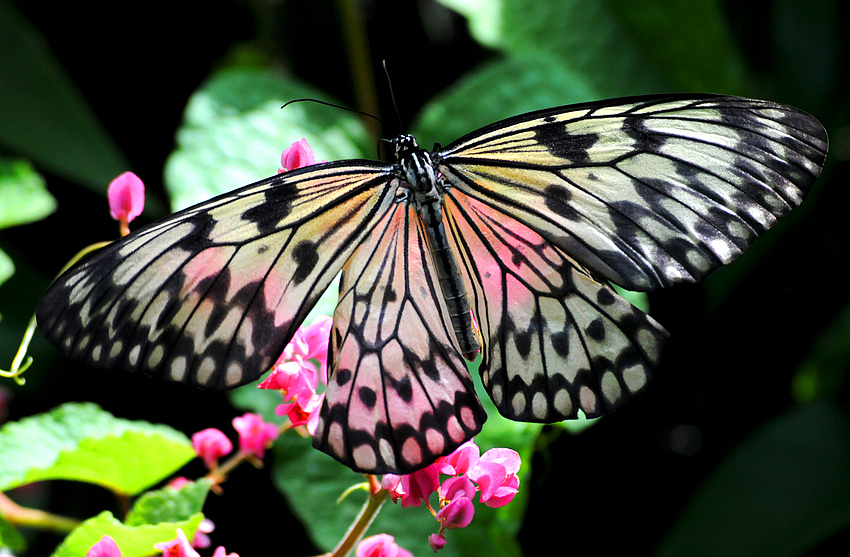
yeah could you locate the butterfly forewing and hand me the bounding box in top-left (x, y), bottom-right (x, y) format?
top-left (437, 95), bottom-right (828, 292)
top-left (315, 199), bottom-right (486, 473)
top-left (37, 162), bottom-right (395, 390)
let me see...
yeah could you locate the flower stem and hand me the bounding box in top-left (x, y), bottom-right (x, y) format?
top-left (0, 491), bottom-right (80, 533)
top-left (328, 475), bottom-right (387, 557)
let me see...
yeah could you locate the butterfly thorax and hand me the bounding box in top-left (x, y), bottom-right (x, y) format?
top-left (392, 134), bottom-right (482, 361)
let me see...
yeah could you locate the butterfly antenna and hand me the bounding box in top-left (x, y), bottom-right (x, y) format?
top-left (281, 98), bottom-right (383, 124)
top-left (382, 60), bottom-right (403, 130)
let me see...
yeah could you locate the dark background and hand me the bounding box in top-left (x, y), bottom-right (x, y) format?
top-left (1, 0), bottom-right (849, 555)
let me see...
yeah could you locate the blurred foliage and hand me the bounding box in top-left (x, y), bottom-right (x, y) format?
top-left (0, 0), bottom-right (847, 555)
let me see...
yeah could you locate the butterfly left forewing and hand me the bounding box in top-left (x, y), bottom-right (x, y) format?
top-left (314, 199), bottom-right (486, 474)
top-left (37, 162), bottom-right (395, 390)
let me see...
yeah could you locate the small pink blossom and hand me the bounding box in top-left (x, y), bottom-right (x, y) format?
top-left (436, 496), bottom-right (475, 530)
top-left (154, 529), bottom-right (200, 557)
top-left (436, 440), bottom-right (480, 476)
top-left (211, 547), bottom-right (239, 557)
top-left (276, 390), bottom-right (324, 435)
top-left (279, 139), bottom-right (323, 173)
top-left (428, 534), bottom-right (446, 553)
top-left (191, 428), bottom-right (232, 470)
top-left (466, 448), bottom-right (521, 508)
top-left (167, 477), bottom-right (190, 490)
top-left (261, 359), bottom-right (318, 401)
top-left (87, 535), bottom-right (122, 557)
top-left (400, 465), bottom-right (441, 508)
top-left (107, 171), bottom-right (145, 236)
top-left (232, 413), bottom-right (279, 459)
top-left (356, 534), bottom-right (413, 557)
top-left (192, 519), bottom-right (215, 548)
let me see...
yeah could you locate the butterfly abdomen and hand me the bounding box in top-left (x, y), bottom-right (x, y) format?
top-left (401, 144), bottom-right (481, 361)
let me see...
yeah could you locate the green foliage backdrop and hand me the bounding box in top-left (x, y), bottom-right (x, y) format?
top-left (0, 0), bottom-right (847, 555)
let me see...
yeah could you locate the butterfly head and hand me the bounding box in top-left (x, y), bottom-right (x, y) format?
top-left (392, 134), bottom-right (421, 160)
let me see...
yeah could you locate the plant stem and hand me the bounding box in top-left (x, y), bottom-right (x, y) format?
top-left (328, 475), bottom-right (387, 557)
top-left (0, 491), bottom-right (80, 533)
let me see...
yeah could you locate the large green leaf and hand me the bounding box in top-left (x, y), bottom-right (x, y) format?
top-left (0, 1), bottom-right (129, 192)
top-left (51, 511), bottom-right (204, 557)
top-left (164, 66), bottom-right (373, 211)
top-left (0, 402), bottom-right (194, 495)
top-left (655, 402), bottom-right (850, 557)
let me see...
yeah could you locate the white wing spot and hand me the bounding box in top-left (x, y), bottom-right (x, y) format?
top-left (225, 362), bottom-right (243, 387)
top-left (579, 386), bottom-right (598, 414)
top-left (196, 356), bottom-right (217, 385)
top-left (622, 365), bottom-right (647, 393)
top-left (169, 355), bottom-right (188, 382)
top-left (601, 371), bottom-right (622, 405)
top-left (109, 340), bottom-right (123, 359)
top-left (531, 392), bottom-right (548, 420)
top-left (128, 344), bottom-right (141, 366)
top-left (553, 389), bottom-right (572, 416)
top-left (511, 391), bottom-right (527, 416)
top-left (356, 442), bottom-right (380, 471)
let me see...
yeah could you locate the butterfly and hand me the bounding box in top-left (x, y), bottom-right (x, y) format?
top-left (37, 94), bottom-right (828, 474)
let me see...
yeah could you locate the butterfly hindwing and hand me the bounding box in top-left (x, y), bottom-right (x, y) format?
top-left (315, 197), bottom-right (486, 473)
top-left (444, 188), bottom-right (668, 422)
top-left (37, 162), bottom-right (395, 390)
top-left (438, 95), bottom-right (828, 292)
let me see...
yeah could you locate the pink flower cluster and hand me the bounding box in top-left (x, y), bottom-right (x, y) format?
top-left (381, 440), bottom-right (521, 552)
top-left (191, 413), bottom-right (279, 470)
top-left (258, 315), bottom-right (332, 435)
top-left (86, 530), bottom-right (237, 557)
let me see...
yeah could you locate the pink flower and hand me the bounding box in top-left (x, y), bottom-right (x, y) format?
top-left (87, 535), bottom-right (122, 557)
top-left (211, 547), bottom-right (238, 557)
top-left (276, 315), bottom-right (332, 380)
top-left (276, 390), bottom-right (324, 435)
top-left (192, 519), bottom-right (215, 548)
top-left (436, 440), bottom-right (480, 476)
top-left (191, 428), bottom-right (232, 470)
top-left (107, 171), bottom-right (145, 236)
top-left (261, 359), bottom-right (318, 401)
top-left (436, 496), bottom-right (475, 530)
top-left (279, 139), bottom-right (323, 173)
top-left (232, 413), bottom-right (279, 459)
top-left (428, 534), bottom-right (446, 553)
top-left (466, 448), bottom-right (521, 508)
top-left (154, 529), bottom-right (200, 557)
top-left (356, 534), bottom-right (413, 557)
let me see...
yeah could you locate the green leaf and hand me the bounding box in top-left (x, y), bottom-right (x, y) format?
top-left (792, 302), bottom-right (850, 402)
top-left (435, 0), bottom-right (667, 96)
top-left (0, 513), bottom-right (26, 553)
top-left (164, 66), bottom-right (373, 211)
top-left (0, 402), bottom-right (194, 495)
top-left (604, 0), bottom-right (748, 93)
top-left (655, 402), bottom-right (850, 557)
top-left (51, 510), bottom-right (204, 557)
top-left (413, 54), bottom-right (599, 148)
top-left (0, 1), bottom-right (129, 192)
top-left (0, 248), bottom-right (13, 290)
top-left (0, 156), bottom-right (56, 229)
top-left (125, 479), bottom-right (213, 526)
